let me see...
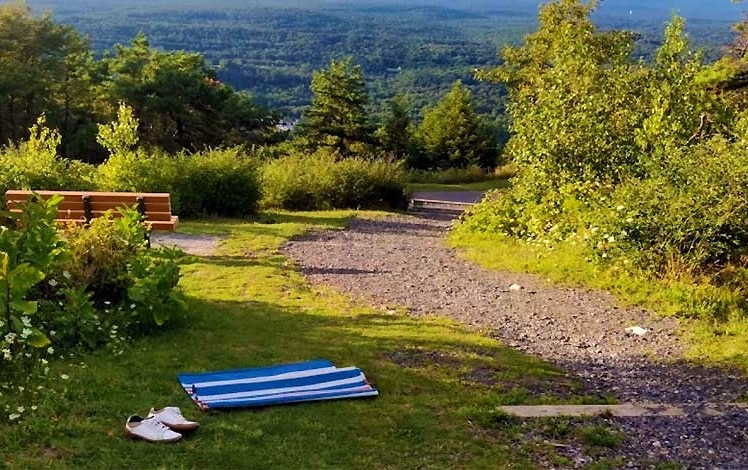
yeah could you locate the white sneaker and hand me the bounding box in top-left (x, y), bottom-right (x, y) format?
top-left (147, 406), bottom-right (200, 432)
top-left (125, 415), bottom-right (182, 443)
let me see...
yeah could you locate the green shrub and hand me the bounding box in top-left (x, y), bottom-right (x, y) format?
top-left (95, 149), bottom-right (178, 194)
top-left (405, 166), bottom-right (496, 185)
top-left (95, 147), bottom-right (261, 218)
top-left (173, 148), bottom-right (262, 217)
top-left (261, 150), bottom-right (408, 211)
top-left (1, 198), bottom-right (184, 422)
top-left (0, 118), bottom-right (96, 196)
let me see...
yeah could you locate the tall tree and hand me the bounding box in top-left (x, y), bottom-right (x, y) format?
top-left (414, 81), bottom-right (497, 169)
top-left (101, 33), bottom-right (278, 153)
top-left (297, 57), bottom-right (374, 156)
top-left (375, 93), bottom-right (413, 160)
top-left (0, 4), bottom-right (93, 153)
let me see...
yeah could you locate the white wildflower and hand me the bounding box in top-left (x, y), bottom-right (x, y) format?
top-left (21, 317), bottom-right (31, 328)
top-left (48, 279), bottom-right (58, 288)
top-left (16, 406), bottom-right (24, 413)
top-left (608, 236), bottom-right (616, 243)
top-left (616, 205), bottom-right (625, 211)
top-left (21, 328), bottom-right (32, 340)
top-left (60, 374), bottom-right (69, 380)
top-left (47, 347), bottom-right (54, 354)
top-left (8, 413), bottom-right (21, 421)
top-left (62, 271), bottom-right (71, 279)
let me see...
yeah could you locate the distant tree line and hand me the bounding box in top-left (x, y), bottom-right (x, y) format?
top-left (0, 5), bottom-right (506, 169)
top-left (0, 5), bottom-right (279, 162)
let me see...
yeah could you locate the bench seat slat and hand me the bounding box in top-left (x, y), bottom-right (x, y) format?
top-left (10, 209), bottom-right (176, 222)
top-left (55, 201), bottom-right (173, 213)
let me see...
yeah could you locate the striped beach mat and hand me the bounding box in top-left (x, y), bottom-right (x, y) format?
top-left (178, 360), bottom-right (378, 410)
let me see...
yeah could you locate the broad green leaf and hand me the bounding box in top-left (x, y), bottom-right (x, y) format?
top-left (26, 328), bottom-right (51, 348)
top-left (10, 300), bottom-right (38, 315)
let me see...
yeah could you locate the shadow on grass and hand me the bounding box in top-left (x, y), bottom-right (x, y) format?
top-left (0, 296), bottom-right (595, 469)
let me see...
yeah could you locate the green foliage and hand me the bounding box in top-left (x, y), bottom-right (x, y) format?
top-left (58, 211), bottom-right (147, 307)
top-left (127, 248), bottom-right (185, 327)
top-left (173, 148), bottom-right (262, 217)
top-left (95, 108), bottom-right (262, 217)
top-left (1, 197), bottom-right (183, 423)
top-left (94, 104), bottom-right (177, 193)
top-left (458, 0), bottom-right (748, 324)
top-left (406, 166), bottom-right (496, 185)
top-left (375, 94), bottom-right (414, 160)
top-left (97, 103), bottom-right (139, 156)
top-left (579, 425), bottom-right (624, 448)
top-left (479, 0), bottom-right (645, 184)
top-left (297, 57), bottom-right (375, 156)
top-left (413, 81), bottom-right (498, 170)
top-left (95, 149), bottom-right (178, 194)
top-left (0, 117), bottom-right (96, 195)
top-left (261, 149), bottom-right (408, 211)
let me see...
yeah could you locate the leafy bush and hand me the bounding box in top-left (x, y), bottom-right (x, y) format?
top-left (0, 117), bottom-right (96, 196)
top-left (96, 106), bottom-right (261, 217)
top-left (1, 197), bottom-right (184, 422)
top-left (173, 148), bottom-right (262, 217)
top-left (406, 166), bottom-right (497, 185)
top-left (95, 149), bottom-right (179, 195)
top-left (261, 150), bottom-right (408, 211)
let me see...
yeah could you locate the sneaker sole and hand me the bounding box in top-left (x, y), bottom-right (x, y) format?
top-left (125, 427), bottom-right (182, 443)
top-left (164, 422), bottom-right (199, 432)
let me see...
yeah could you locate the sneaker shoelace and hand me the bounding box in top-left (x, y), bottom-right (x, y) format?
top-left (148, 417), bottom-right (172, 432)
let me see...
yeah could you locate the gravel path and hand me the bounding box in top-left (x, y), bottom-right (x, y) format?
top-left (151, 232), bottom-right (222, 256)
top-left (281, 212), bottom-right (748, 469)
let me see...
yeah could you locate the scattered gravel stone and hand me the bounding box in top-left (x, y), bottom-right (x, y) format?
top-left (624, 326), bottom-right (649, 337)
top-left (281, 212), bottom-right (748, 468)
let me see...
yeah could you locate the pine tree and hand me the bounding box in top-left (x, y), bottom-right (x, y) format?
top-left (375, 94), bottom-right (413, 160)
top-left (414, 81), bottom-right (497, 169)
top-left (298, 57), bottom-right (374, 156)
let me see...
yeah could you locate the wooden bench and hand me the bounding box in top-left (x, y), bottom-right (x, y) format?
top-left (4, 190), bottom-right (179, 231)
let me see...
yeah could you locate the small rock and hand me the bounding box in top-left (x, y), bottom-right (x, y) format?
top-left (509, 283), bottom-right (522, 291)
top-left (625, 326), bottom-right (649, 336)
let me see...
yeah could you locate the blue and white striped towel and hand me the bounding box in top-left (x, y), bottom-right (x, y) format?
top-left (178, 360), bottom-right (378, 410)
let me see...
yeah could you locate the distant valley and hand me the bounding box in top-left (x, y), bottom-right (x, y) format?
top-left (24, 0), bottom-right (746, 116)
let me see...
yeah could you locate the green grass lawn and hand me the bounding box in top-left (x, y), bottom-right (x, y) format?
top-left (1, 211), bottom-right (613, 469)
top-left (408, 179), bottom-right (511, 193)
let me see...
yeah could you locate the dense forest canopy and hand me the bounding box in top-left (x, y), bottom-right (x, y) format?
top-left (23, 0), bottom-right (743, 118)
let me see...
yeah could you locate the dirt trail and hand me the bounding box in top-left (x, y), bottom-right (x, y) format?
top-left (281, 211), bottom-right (748, 469)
